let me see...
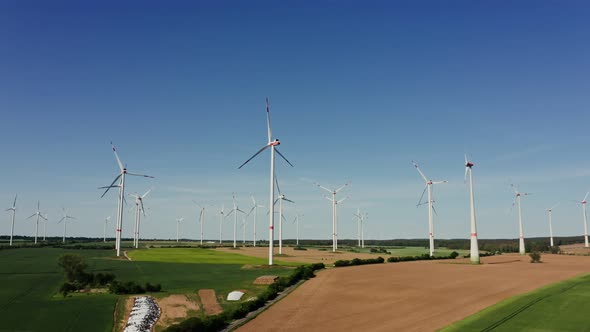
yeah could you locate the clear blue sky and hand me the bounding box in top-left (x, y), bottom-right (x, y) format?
top-left (1, 1), bottom-right (590, 242)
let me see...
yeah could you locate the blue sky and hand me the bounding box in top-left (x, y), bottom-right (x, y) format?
top-left (1, 1), bottom-right (590, 242)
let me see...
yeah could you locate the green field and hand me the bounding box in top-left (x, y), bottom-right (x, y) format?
top-left (441, 273), bottom-right (590, 332)
top-left (0, 247), bottom-right (298, 332)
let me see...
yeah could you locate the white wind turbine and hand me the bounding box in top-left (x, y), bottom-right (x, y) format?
top-left (193, 201), bottom-right (209, 246)
top-left (218, 205), bottom-right (225, 244)
top-left (242, 216), bottom-right (248, 245)
top-left (103, 216), bottom-right (111, 242)
top-left (26, 201), bottom-right (47, 244)
top-left (412, 161), bottom-right (447, 257)
top-left (226, 194), bottom-right (246, 249)
top-left (5, 195), bottom-right (17, 246)
top-left (175, 217), bottom-right (184, 243)
top-left (129, 189), bottom-right (151, 249)
top-left (238, 97), bottom-right (294, 265)
top-left (511, 184), bottom-right (531, 255)
top-left (247, 195), bottom-right (265, 247)
top-left (293, 213), bottom-right (303, 246)
top-left (99, 142), bottom-right (154, 257)
top-left (42, 213), bottom-right (49, 241)
top-left (314, 182), bottom-right (349, 252)
top-left (573, 192), bottom-right (590, 248)
top-left (274, 176), bottom-right (294, 254)
top-left (546, 203), bottom-right (559, 247)
top-left (58, 208), bottom-right (76, 244)
top-left (464, 155), bottom-right (480, 264)
top-left (353, 208), bottom-right (367, 248)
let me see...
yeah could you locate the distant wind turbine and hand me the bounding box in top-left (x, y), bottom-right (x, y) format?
top-left (193, 201), bottom-right (209, 245)
top-left (218, 205), bottom-right (225, 244)
top-left (238, 97), bottom-right (294, 266)
top-left (42, 214), bottom-right (48, 241)
top-left (274, 176), bottom-right (294, 254)
top-left (546, 203), bottom-right (559, 247)
top-left (464, 155), bottom-right (480, 264)
top-left (353, 208), bottom-right (367, 248)
top-left (247, 195), bottom-right (265, 247)
top-left (103, 216), bottom-right (111, 242)
top-left (293, 213), bottom-right (303, 246)
top-left (99, 142), bottom-right (154, 257)
top-left (5, 195), bottom-right (17, 246)
top-left (226, 194), bottom-right (246, 248)
top-left (129, 188), bottom-right (151, 249)
top-left (26, 201), bottom-right (47, 244)
top-left (314, 181), bottom-right (349, 252)
top-left (511, 184), bottom-right (531, 255)
top-left (176, 217), bottom-right (184, 243)
top-left (573, 192), bottom-right (590, 248)
top-left (413, 161), bottom-right (447, 257)
top-left (58, 208), bottom-right (76, 244)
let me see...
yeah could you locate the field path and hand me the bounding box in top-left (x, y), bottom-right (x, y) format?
top-left (198, 289), bottom-right (223, 315)
top-left (237, 254), bottom-right (590, 332)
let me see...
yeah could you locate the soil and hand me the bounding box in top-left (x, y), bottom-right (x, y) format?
top-left (198, 289), bottom-right (223, 316)
top-left (116, 296), bottom-right (134, 332)
top-left (155, 294), bottom-right (199, 328)
top-left (216, 246), bottom-right (382, 265)
top-left (559, 243), bottom-right (590, 255)
top-left (237, 254), bottom-right (590, 332)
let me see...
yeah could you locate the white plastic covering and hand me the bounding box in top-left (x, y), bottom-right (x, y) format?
top-left (124, 296), bottom-right (161, 332)
top-left (227, 290), bottom-right (245, 301)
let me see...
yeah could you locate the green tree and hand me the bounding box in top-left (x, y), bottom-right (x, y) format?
top-left (57, 253), bottom-right (88, 282)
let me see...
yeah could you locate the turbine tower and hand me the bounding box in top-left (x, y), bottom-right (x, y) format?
top-left (574, 192), bottom-right (590, 248)
top-left (103, 216), bottom-right (111, 242)
top-left (546, 203), bottom-right (559, 247)
top-left (99, 142), bottom-right (154, 257)
top-left (129, 188), bottom-right (151, 249)
top-left (218, 205), bottom-right (225, 244)
top-left (238, 97), bottom-right (294, 265)
top-left (511, 184), bottom-right (531, 255)
top-left (247, 195), bottom-right (265, 247)
top-left (274, 176), bottom-right (294, 255)
top-left (176, 217), bottom-right (184, 243)
top-left (464, 155), bottom-right (480, 264)
top-left (58, 208), bottom-right (76, 244)
top-left (193, 201), bottom-right (209, 246)
top-left (353, 208), bottom-right (367, 248)
top-left (26, 201), bottom-right (47, 244)
top-left (314, 181), bottom-right (349, 252)
top-left (226, 194), bottom-right (246, 249)
top-left (5, 195), bottom-right (17, 246)
top-left (42, 214), bottom-right (48, 241)
top-left (293, 213), bottom-right (303, 246)
top-left (412, 161), bottom-right (447, 257)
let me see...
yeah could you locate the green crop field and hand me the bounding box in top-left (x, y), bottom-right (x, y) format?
top-left (441, 273), bottom-right (590, 332)
top-left (0, 246), bottom-right (299, 332)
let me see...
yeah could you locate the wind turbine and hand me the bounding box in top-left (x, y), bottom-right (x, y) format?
top-left (58, 208), bottom-right (76, 244)
top-left (412, 161), bottom-right (447, 257)
top-left (26, 201), bottom-right (47, 244)
top-left (241, 216), bottom-right (247, 246)
top-left (238, 97), bottom-right (294, 265)
top-left (353, 208), bottom-right (367, 248)
top-left (99, 142), bottom-right (154, 257)
top-left (226, 194), bottom-right (246, 249)
top-left (546, 203), bottom-right (559, 247)
top-left (274, 176), bottom-right (294, 254)
top-left (511, 184), bottom-right (531, 255)
top-left (42, 213), bottom-right (48, 241)
top-left (293, 213), bottom-right (303, 246)
top-left (464, 155), bottom-right (480, 264)
top-left (218, 205), bottom-right (225, 244)
top-left (129, 188), bottom-right (151, 249)
top-left (314, 182), bottom-right (349, 252)
top-left (175, 217), bottom-right (184, 243)
top-left (5, 195), bottom-right (17, 246)
top-left (103, 216), bottom-right (111, 242)
top-left (247, 195), bottom-right (265, 247)
top-left (574, 192), bottom-right (590, 248)
top-left (193, 201), bottom-right (208, 246)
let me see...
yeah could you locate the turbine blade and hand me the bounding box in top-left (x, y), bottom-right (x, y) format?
top-left (432, 180), bottom-right (448, 185)
top-left (511, 184), bottom-right (518, 195)
top-left (284, 198), bottom-right (295, 204)
top-left (335, 182), bottom-right (350, 193)
top-left (26, 213), bottom-right (36, 219)
top-left (246, 206), bottom-right (255, 217)
top-left (584, 192), bottom-right (589, 202)
top-left (464, 167), bottom-right (468, 184)
top-left (551, 202), bottom-right (560, 210)
top-left (142, 188), bottom-right (152, 198)
top-left (337, 196), bottom-right (349, 204)
top-left (314, 182), bottom-right (333, 194)
top-left (412, 161), bottom-right (429, 183)
top-left (126, 172), bottom-right (155, 178)
top-left (275, 175), bottom-right (281, 195)
top-left (432, 205), bottom-right (439, 216)
top-left (275, 148), bottom-right (294, 167)
top-left (266, 97), bottom-right (272, 142)
top-left (417, 185), bottom-right (428, 207)
top-left (13, 194), bottom-right (17, 208)
top-left (111, 142), bottom-right (124, 172)
top-left (58, 217), bottom-right (65, 224)
top-left (100, 174), bottom-right (122, 198)
top-left (238, 145), bottom-right (270, 169)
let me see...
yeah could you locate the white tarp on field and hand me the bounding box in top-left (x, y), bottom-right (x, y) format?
top-left (227, 291), bottom-right (245, 301)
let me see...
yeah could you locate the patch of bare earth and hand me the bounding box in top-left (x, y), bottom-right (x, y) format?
top-left (253, 276), bottom-right (279, 285)
top-left (237, 254), bottom-right (590, 332)
top-left (198, 289), bottom-right (223, 316)
top-left (560, 243), bottom-right (590, 255)
top-left (116, 297), bottom-right (134, 332)
top-left (216, 246), bottom-right (381, 265)
top-left (156, 294), bottom-right (200, 328)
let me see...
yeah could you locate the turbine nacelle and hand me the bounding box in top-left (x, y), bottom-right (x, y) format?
top-left (269, 139), bottom-right (280, 146)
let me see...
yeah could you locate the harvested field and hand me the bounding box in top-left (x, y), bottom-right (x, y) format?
top-left (198, 289), bottom-right (223, 316)
top-left (253, 275), bottom-right (279, 285)
top-left (216, 246), bottom-right (382, 265)
top-left (237, 254), bottom-right (590, 332)
top-left (155, 294), bottom-right (199, 328)
top-left (560, 243), bottom-right (590, 255)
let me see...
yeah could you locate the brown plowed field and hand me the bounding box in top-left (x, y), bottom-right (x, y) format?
top-left (237, 254), bottom-right (590, 332)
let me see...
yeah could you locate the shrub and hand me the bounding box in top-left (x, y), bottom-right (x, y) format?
top-left (449, 251), bottom-right (459, 259)
top-left (549, 246), bottom-right (560, 254)
top-left (530, 252), bottom-right (542, 263)
top-left (293, 246), bottom-right (307, 251)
